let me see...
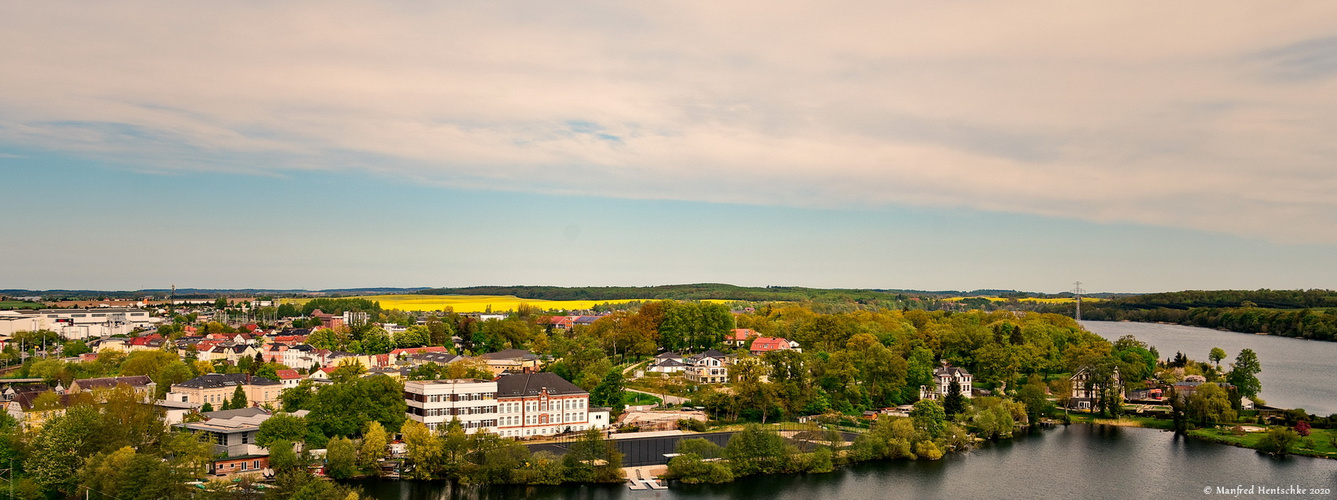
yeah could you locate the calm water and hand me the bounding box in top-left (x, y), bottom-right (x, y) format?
top-left (354, 426), bottom-right (1337, 500)
top-left (1082, 321), bottom-right (1337, 415)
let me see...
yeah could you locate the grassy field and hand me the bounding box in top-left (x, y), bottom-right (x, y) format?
top-left (0, 301), bottom-right (43, 310)
top-left (284, 294), bottom-right (662, 313)
top-left (1190, 426), bottom-right (1337, 459)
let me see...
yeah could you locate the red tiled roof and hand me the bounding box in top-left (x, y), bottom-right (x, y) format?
top-left (275, 369), bottom-right (301, 380)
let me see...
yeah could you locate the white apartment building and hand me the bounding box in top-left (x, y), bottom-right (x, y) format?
top-left (404, 379), bottom-right (499, 432)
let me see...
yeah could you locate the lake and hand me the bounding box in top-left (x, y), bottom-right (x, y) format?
top-left (353, 425), bottom-right (1337, 499)
top-left (1082, 320), bottom-right (1337, 416)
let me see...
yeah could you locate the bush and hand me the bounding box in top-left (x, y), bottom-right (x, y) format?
top-left (677, 419), bottom-right (707, 432)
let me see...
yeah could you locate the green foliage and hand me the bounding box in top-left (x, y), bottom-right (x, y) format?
top-left (268, 439), bottom-right (302, 473)
top-left (590, 372), bottom-right (626, 415)
top-left (257, 413), bottom-right (309, 447)
top-left (723, 424), bottom-right (791, 476)
top-left (300, 297), bottom-right (382, 316)
top-left (305, 375), bottom-right (407, 438)
top-left (666, 453), bottom-right (734, 484)
top-left (27, 405), bottom-right (102, 494)
top-left (676, 437), bottom-right (724, 458)
top-left (1226, 349), bottom-right (1262, 399)
top-left (1258, 426), bottom-right (1300, 455)
top-left (325, 436), bottom-right (359, 479)
top-left (230, 384), bottom-right (248, 409)
top-left (910, 399), bottom-right (946, 438)
top-left (358, 421), bottom-right (389, 473)
top-left (1186, 383), bottom-right (1238, 425)
top-left (560, 428), bottom-right (624, 483)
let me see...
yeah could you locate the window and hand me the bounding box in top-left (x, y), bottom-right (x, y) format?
top-left (240, 462), bottom-right (247, 471)
top-left (253, 460), bottom-right (261, 469)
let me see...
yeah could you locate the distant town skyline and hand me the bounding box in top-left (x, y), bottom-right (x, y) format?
top-left (3, 3), bottom-right (1336, 293)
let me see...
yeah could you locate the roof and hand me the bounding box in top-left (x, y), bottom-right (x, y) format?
top-left (690, 349), bottom-right (728, 361)
top-left (390, 346), bottom-right (449, 356)
top-left (495, 372), bottom-right (587, 398)
top-left (478, 349), bottom-right (538, 361)
top-left (655, 352), bottom-right (683, 360)
top-left (729, 328), bottom-right (757, 341)
top-left (934, 365), bottom-right (972, 378)
top-left (749, 337), bottom-right (791, 351)
top-left (71, 375), bottom-right (154, 391)
top-left (275, 369), bottom-right (302, 380)
top-left (173, 373), bottom-right (280, 389)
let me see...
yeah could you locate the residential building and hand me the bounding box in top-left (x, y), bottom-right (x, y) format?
top-left (920, 363), bottom-right (974, 401)
top-left (404, 378), bottom-right (499, 433)
top-left (648, 352), bottom-right (686, 373)
top-left (167, 373), bottom-right (282, 407)
top-left (726, 328), bottom-right (757, 348)
top-left (175, 408), bottom-right (308, 476)
top-left (477, 349), bottom-right (541, 375)
top-left (68, 375), bottom-right (156, 401)
top-left (749, 337), bottom-right (799, 356)
top-left (1070, 366), bottom-right (1123, 410)
top-left (684, 350), bottom-right (730, 384)
top-left (275, 369), bottom-right (303, 388)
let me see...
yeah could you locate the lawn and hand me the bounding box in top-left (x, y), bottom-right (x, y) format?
top-left (1190, 426), bottom-right (1337, 459)
top-left (624, 391), bottom-right (663, 406)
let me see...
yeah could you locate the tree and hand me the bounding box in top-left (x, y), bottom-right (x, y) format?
top-left (1186, 383), bottom-right (1237, 426)
top-left (943, 379), bottom-right (966, 419)
top-left (1258, 426), bottom-right (1299, 456)
top-left (1226, 349), bottom-right (1262, 399)
top-left (1208, 347), bottom-right (1227, 368)
top-left (230, 384), bottom-right (249, 409)
top-left (401, 420), bottom-right (443, 479)
top-left (723, 424), bottom-right (789, 476)
top-left (268, 439), bottom-right (302, 473)
top-left (257, 413), bottom-right (309, 447)
top-left (359, 421), bottom-right (389, 474)
top-left (910, 399), bottom-right (946, 438)
top-left (325, 436), bottom-right (359, 479)
top-left (560, 428), bottom-right (624, 483)
top-left (590, 372), bottom-right (626, 415)
top-left (201, 402), bottom-right (215, 413)
top-left (27, 404), bottom-right (101, 494)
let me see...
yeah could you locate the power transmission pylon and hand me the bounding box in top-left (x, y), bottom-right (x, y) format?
top-left (1073, 281), bottom-right (1085, 321)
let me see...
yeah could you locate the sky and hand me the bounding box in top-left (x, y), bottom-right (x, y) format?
top-left (2, 2), bottom-right (1336, 293)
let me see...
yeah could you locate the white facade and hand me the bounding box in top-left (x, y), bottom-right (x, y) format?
top-left (403, 374), bottom-right (607, 438)
top-left (0, 308), bottom-right (154, 338)
top-left (404, 379), bottom-right (499, 432)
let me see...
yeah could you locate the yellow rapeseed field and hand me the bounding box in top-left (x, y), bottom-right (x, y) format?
top-left (285, 294), bottom-right (667, 313)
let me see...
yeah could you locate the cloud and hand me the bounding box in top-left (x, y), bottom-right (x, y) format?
top-left (3, 2), bottom-right (1337, 243)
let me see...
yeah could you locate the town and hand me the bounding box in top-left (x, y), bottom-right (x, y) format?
top-left (0, 293), bottom-right (1325, 499)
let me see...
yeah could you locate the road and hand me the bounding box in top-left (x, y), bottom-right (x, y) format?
top-left (626, 388), bottom-right (688, 405)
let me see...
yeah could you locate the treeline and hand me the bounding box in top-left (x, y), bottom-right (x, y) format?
top-left (1044, 289), bottom-right (1337, 341)
top-left (398, 422), bottom-right (623, 485)
top-left (418, 283), bottom-right (925, 305)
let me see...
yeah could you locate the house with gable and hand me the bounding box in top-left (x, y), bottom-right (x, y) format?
top-left (919, 362), bottom-right (974, 401)
top-left (684, 350), bottom-right (730, 384)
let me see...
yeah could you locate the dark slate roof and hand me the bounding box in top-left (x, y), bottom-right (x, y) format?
top-left (655, 352), bottom-right (683, 360)
top-left (933, 365), bottom-right (971, 378)
top-left (174, 373), bottom-right (279, 389)
top-left (495, 372), bottom-right (587, 397)
top-left (690, 349), bottom-right (727, 361)
top-left (72, 375), bottom-right (153, 391)
top-left (653, 359), bottom-right (685, 368)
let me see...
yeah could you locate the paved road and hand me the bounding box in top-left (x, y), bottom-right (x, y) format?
top-left (626, 388), bottom-right (688, 405)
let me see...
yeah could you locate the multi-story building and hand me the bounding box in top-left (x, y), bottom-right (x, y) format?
top-left (167, 373), bottom-right (283, 408)
top-left (684, 350), bottom-right (730, 384)
top-left (919, 363), bottom-right (974, 401)
top-left (402, 371), bottom-right (606, 438)
top-left (175, 408), bottom-right (307, 477)
top-left (0, 308), bottom-right (154, 338)
top-left (403, 378), bottom-right (499, 432)
top-left (495, 371), bottom-right (593, 438)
